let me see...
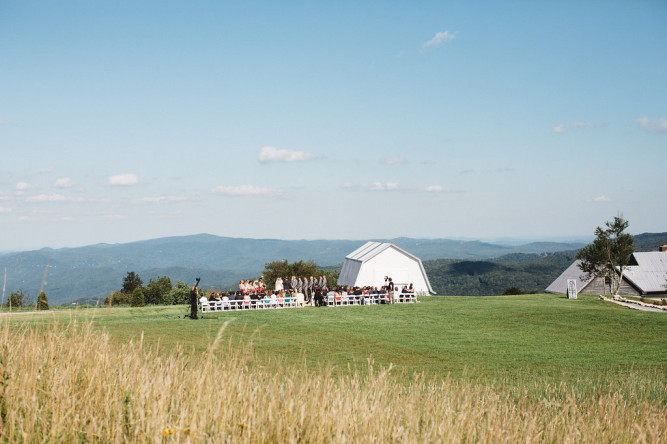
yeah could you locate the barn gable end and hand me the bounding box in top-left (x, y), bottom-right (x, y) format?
top-left (338, 242), bottom-right (434, 295)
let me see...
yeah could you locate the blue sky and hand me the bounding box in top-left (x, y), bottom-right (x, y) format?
top-left (1, 0), bottom-right (666, 251)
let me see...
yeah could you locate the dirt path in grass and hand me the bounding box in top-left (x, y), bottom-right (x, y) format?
top-left (606, 299), bottom-right (666, 313)
top-left (0, 310), bottom-right (52, 316)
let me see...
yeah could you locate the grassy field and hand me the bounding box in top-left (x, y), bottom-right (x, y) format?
top-left (6, 294), bottom-right (667, 389)
top-left (2, 294), bottom-right (666, 441)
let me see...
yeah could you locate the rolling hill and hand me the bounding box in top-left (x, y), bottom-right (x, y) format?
top-left (0, 232), bottom-right (663, 305)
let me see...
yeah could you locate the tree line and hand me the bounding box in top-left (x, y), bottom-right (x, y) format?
top-left (103, 272), bottom-right (187, 307)
top-left (3, 289), bottom-right (49, 310)
top-left (104, 260), bottom-right (341, 307)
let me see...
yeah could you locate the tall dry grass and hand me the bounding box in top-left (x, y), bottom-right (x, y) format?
top-left (0, 320), bottom-right (664, 443)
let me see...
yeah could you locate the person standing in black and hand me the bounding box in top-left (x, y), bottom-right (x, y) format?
top-left (314, 286), bottom-right (323, 307)
top-left (388, 277), bottom-right (395, 304)
top-left (189, 277), bottom-right (201, 319)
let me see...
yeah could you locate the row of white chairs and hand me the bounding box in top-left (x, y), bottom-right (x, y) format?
top-left (326, 293), bottom-right (418, 306)
top-left (200, 294), bottom-right (305, 312)
top-left (200, 292), bottom-right (418, 312)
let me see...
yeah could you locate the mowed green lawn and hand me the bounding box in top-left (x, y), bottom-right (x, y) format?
top-left (7, 294), bottom-right (666, 390)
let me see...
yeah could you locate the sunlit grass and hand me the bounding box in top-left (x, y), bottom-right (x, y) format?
top-left (1, 319), bottom-right (665, 442)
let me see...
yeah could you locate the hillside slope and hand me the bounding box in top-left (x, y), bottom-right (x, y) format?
top-left (3, 233), bottom-right (664, 304)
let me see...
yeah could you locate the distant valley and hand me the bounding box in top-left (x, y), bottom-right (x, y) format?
top-left (1, 233), bottom-right (665, 305)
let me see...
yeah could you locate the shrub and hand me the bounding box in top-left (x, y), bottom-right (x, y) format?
top-left (144, 276), bottom-right (172, 305)
top-left (36, 291), bottom-right (49, 310)
top-left (104, 291), bottom-right (131, 306)
top-left (130, 287), bottom-right (145, 307)
top-left (6, 289), bottom-right (33, 308)
top-left (167, 281), bottom-right (190, 305)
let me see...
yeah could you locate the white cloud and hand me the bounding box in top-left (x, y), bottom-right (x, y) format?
top-left (15, 181), bottom-right (36, 191)
top-left (426, 185), bottom-right (451, 192)
top-left (258, 146), bottom-right (316, 164)
top-left (552, 124), bottom-right (566, 134)
top-left (108, 173), bottom-right (139, 186)
top-left (135, 196), bottom-right (187, 204)
top-left (52, 216), bottom-right (75, 222)
top-left (593, 195), bottom-right (611, 202)
top-left (0, 206), bottom-right (11, 213)
top-left (54, 177), bottom-right (75, 188)
top-left (366, 182), bottom-right (399, 191)
top-left (25, 193), bottom-right (71, 202)
top-left (380, 156), bottom-right (408, 165)
top-left (18, 216), bottom-right (32, 221)
top-left (211, 185), bottom-right (282, 196)
top-left (344, 182), bottom-right (400, 191)
top-left (636, 117), bottom-right (667, 133)
top-left (423, 30), bottom-right (457, 49)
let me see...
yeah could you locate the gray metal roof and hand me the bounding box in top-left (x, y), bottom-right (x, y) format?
top-left (344, 241), bottom-right (388, 261)
top-left (622, 252), bottom-right (667, 294)
top-left (345, 241), bottom-right (423, 263)
top-left (337, 256), bottom-right (363, 287)
top-left (546, 252), bottom-right (667, 295)
top-left (545, 259), bottom-right (594, 294)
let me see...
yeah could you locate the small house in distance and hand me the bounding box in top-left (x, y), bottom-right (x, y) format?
top-left (545, 247), bottom-right (667, 297)
top-left (337, 241), bottom-right (435, 295)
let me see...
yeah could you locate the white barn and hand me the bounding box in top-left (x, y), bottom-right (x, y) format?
top-left (337, 242), bottom-right (434, 295)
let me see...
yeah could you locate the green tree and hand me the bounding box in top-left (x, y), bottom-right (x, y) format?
top-left (144, 276), bottom-right (172, 305)
top-left (262, 260), bottom-right (340, 290)
top-left (7, 289), bottom-right (32, 308)
top-left (167, 281), bottom-right (190, 305)
top-left (104, 290), bottom-right (131, 306)
top-left (576, 216), bottom-right (634, 295)
top-left (130, 287), bottom-right (145, 307)
top-left (122, 271), bottom-right (143, 295)
top-left (262, 259), bottom-right (335, 289)
top-left (502, 286), bottom-right (523, 295)
top-left (36, 290), bottom-right (49, 310)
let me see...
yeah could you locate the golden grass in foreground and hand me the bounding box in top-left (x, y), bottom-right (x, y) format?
top-left (0, 321), bottom-right (665, 443)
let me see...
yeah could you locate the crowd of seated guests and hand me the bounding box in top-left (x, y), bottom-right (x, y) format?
top-left (237, 279), bottom-right (265, 294)
top-left (200, 280), bottom-right (416, 310)
top-left (319, 284), bottom-right (411, 305)
top-left (201, 288), bottom-right (307, 310)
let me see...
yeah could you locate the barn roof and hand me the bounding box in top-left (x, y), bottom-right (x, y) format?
top-left (623, 252), bottom-right (667, 294)
top-left (345, 241), bottom-right (422, 263)
top-left (544, 260), bottom-right (595, 294)
top-left (545, 252), bottom-right (667, 295)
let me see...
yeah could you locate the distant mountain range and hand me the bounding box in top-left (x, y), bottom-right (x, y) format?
top-left (0, 232), bottom-right (664, 305)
